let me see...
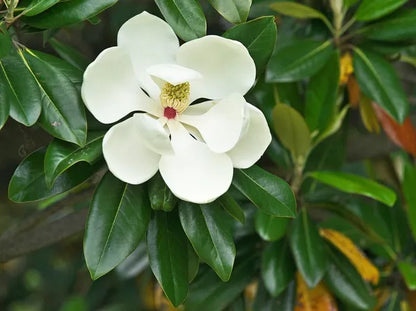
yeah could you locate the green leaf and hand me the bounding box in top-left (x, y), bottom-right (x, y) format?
top-left (8, 148), bottom-right (100, 202)
top-left (218, 193), bottom-right (245, 224)
top-left (21, 0), bottom-right (60, 16)
top-left (261, 239), bottom-right (295, 297)
top-left (208, 0), bottom-right (251, 24)
top-left (270, 1), bottom-right (333, 30)
top-left (308, 171), bottom-right (397, 206)
top-left (187, 244), bottom-right (199, 283)
top-left (0, 51), bottom-right (42, 126)
top-left (305, 51), bottom-right (340, 132)
top-left (255, 210), bottom-right (289, 241)
top-left (84, 172), bottom-right (150, 279)
top-left (0, 23), bottom-right (12, 58)
top-left (353, 48), bottom-right (409, 123)
top-left (355, 0), bottom-right (407, 21)
top-left (147, 211), bottom-right (189, 306)
top-left (154, 0), bottom-right (206, 41)
top-left (223, 16), bottom-right (277, 75)
top-left (325, 248), bottom-right (376, 309)
top-left (185, 256), bottom-right (257, 311)
top-left (362, 10), bottom-right (416, 42)
top-left (20, 49), bottom-right (87, 145)
top-left (266, 40), bottom-right (334, 82)
top-left (44, 132), bottom-right (104, 187)
top-left (148, 173), bottom-right (177, 212)
top-left (49, 38), bottom-right (89, 70)
top-left (290, 208), bottom-right (327, 287)
top-left (398, 261), bottom-right (416, 290)
top-left (272, 103), bottom-right (311, 162)
top-left (233, 165), bottom-right (296, 217)
top-left (402, 161), bottom-right (416, 241)
top-left (179, 201), bottom-right (236, 281)
top-left (23, 0), bottom-right (118, 29)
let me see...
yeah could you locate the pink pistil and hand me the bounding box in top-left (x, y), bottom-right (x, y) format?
top-left (164, 107), bottom-right (177, 119)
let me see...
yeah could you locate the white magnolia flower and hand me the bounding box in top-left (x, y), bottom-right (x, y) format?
top-left (81, 11), bottom-right (271, 204)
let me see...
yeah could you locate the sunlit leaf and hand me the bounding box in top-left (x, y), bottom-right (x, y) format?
top-left (308, 171), bottom-right (397, 207)
top-left (273, 103), bottom-right (311, 163)
top-left (320, 228), bottom-right (379, 285)
top-left (294, 272), bottom-right (338, 311)
top-left (355, 0), bottom-right (407, 21)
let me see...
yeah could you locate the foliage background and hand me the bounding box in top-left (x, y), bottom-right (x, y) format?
top-left (1, 0), bottom-right (416, 310)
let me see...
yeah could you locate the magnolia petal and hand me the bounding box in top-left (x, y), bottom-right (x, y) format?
top-left (103, 117), bottom-right (160, 184)
top-left (227, 104), bottom-right (272, 168)
top-left (159, 121), bottom-right (233, 204)
top-left (147, 63), bottom-right (202, 87)
top-left (82, 47), bottom-right (156, 124)
top-left (180, 93), bottom-right (246, 153)
top-left (176, 35), bottom-right (256, 101)
top-left (133, 113), bottom-right (173, 155)
top-left (117, 11), bottom-right (179, 99)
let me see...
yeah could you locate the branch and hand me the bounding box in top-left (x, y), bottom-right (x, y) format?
top-left (0, 208), bottom-right (88, 262)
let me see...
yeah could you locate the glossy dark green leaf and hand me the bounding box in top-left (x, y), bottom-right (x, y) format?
top-left (305, 51), bottom-right (340, 132)
top-left (308, 171), bottom-right (397, 206)
top-left (8, 148), bottom-right (100, 202)
top-left (147, 211), bottom-right (189, 306)
top-left (290, 208), bottom-right (327, 287)
top-left (255, 210), bottom-right (289, 241)
top-left (49, 38), bottom-right (89, 70)
top-left (32, 49), bottom-right (83, 86)
top-left (0, 73), bottom-right (9, 129)
top-left (179, 201), bottom-right (236, 281)
top-left (398, 261), bottom-right (416, 290)
top-left (325, 249), bottom-right (376, 309)
top-left (185, 256), bottom-right (257, 311)
top-left (262, 239), bottom-right (295, 297)
top-left (148, 173), bottom-right (177, 212)
top-left (44, 132), bottom-right (104, 187)
top-left (187, 244), bottom-right (199, 283)
top-left (272, 103), bottom-right (311, 162)
top-left (0, 23), bottom-right (12, 58)
top-left (208, 0), bottom-right (251, 24)
top-left (402, 161), bottom-right (416, 241)
top-left (0, 51), bottom-right (41, 126)
top-left (223, 16), bottom-right (276, 75)
top-left (233, 165), bottom-right (296, 217)
top-left (20, 49), bottom-right (87, 145)
top-left (266, 40), bottom-right (334, 82)
top-left (362, 10), bottom-right (416, 42)
top-left (154, 0), bottom-right (206, 41)
top-left (84, 172), bottom-right (150, 279)
top-left (355, 0), bottom-right (407, 21)
top-left (218, 193), bottom-right (245, 224)
top-left (21, 0), bottom-right (60, 16)
top-left (23, 0), bottom-right (118, 29)
top-left (353, 48), bottom-right (408, 123)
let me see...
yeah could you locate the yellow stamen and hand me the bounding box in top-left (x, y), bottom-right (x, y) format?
top-left (160, 82), bottom-right (190, 114)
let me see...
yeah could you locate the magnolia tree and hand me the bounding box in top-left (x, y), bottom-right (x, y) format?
top-left (1, 0), bottom-right (416, 310)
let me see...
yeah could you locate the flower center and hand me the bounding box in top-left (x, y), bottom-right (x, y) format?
top-left (160, 82), bottom-right (190, 118)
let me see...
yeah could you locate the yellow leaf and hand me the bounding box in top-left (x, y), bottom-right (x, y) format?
top-left (359, 97), bottom-right (380, 134)
top-left (339, 52), bottom-right (354, 85)
top-left (295, 272), bottom-right (338, 311)
top-left (319, 228), bottom-right (380, 285)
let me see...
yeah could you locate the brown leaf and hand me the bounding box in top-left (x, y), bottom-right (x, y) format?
top-left (373, 104), bottom-right (416, 157)
top-left (295, 272), bottom-right (338, 311)
top-left (347, 76), bottom-right (360, 108)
